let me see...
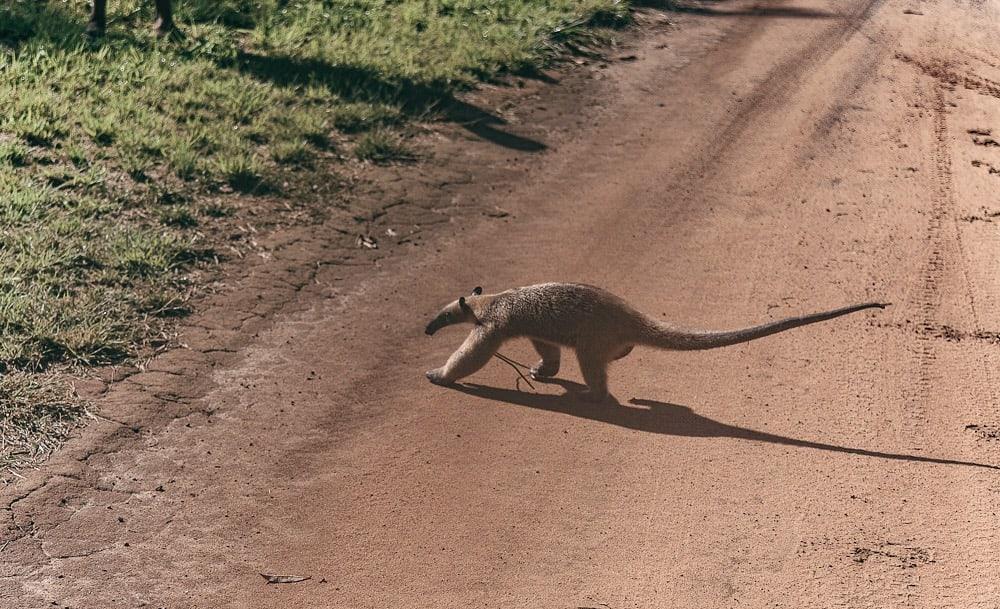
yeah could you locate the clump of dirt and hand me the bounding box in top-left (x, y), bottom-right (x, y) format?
top-left (965, 424), bottom-right (1000, 440)
top-left (919, 323), bottom-right (1000, 343)
top-left (969, 160), bottom-right (1000, 176)
top-left (852, 543), bottom-right (934, 568)
top-left (970, 330), bottom-right (1000, 343)
top-left (932, 324), bottom-right (964, 341)
top-left (897, 53), bottom-right (1000, 99)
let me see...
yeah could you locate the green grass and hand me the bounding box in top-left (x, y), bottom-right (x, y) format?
top-left (354, 129), bottom-right (416, 164)
top-left (0, 0), bottom-right (631, 478)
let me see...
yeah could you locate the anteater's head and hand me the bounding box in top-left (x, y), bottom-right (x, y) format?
top-left (425, 286), bottom-right (483, 336)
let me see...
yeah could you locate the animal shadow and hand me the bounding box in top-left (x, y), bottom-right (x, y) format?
top-left (453, 380), bottom-right (998, 470)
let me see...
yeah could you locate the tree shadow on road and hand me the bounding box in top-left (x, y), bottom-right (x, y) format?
top-left (233, 52), bottom-right (547, 152)
top-left (635, 0), bottom-right (839, 19)
top-left (454, 380), bottom-right (999, 471)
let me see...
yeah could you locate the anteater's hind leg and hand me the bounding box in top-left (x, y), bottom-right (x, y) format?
top-left (575, 349), bottom-right (611, 402)
top-left (427, 328), bottom-right (501, 386)
top-left (530, 339), bottom-right (561, 379)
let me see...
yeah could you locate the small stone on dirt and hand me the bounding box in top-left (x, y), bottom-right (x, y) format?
top-left (356, 235), bottom-right (378, 249)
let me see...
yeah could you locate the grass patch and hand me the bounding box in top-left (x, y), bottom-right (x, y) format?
top-left (0, 372), bottom-right (86, 475)
top-left (354, 129), bottom-right (416, 164)
top-left (0, 140), bottom-right (29, 166)
top-left (0, 0), bottom-right (632, 473)
top-left (215, 152), bottom-right (269, 192)
top-left (272, 140), bottom-right (316, 168)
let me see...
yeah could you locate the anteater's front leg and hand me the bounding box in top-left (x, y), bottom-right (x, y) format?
top-left (530, 339), bottom-right (561, 379)
top-left (427, 328), bottom-right (501, 386)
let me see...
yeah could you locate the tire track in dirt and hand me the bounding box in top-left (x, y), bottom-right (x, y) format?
top-left (900, 39), bottom-right (1000, 604)
top-left (898, 42), bottom-right (1000, 433)
top-left (865, 46), bottom-right (962, 606)
top-left (906, 84), bottom-right (952, 434)
top-left (579, 0), bottom-right (890, 246)
top-left (935, 47), bottom-right (1000, 609)
top-left (697, 0), bottom-right (885, 171)
top-left (909, 41), bottom-right (1000, 415)
top-left (961, 49), bottom-right (1000, 71)
top-left (858, 60), bottom-right (994, 608)
top-left (896, 32), bottom-right (1000, 451)
top-left (901, 74), bottom-right (959, 609)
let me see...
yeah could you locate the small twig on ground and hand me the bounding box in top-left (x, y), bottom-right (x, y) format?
top-left (493, 352), bottom-right (536, 392)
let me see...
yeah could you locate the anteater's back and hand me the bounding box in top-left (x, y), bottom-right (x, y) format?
top-left (482, 282), bottom-right (644, 347)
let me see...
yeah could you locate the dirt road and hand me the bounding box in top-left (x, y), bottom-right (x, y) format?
top-left (6, 0), bottom-right (1000, 606)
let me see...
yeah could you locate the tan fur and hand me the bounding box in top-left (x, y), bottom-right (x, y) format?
top-left (425, 283), bottom-right (887, 401)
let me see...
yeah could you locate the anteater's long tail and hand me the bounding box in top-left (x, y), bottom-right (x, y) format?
top-left (640, 302), bottom-right (889, 351)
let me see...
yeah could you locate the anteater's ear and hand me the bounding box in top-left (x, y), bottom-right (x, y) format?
top-left (459, 296), bottom-right (467, 307)
top-left (472, 286), bottom-right (483, 295)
